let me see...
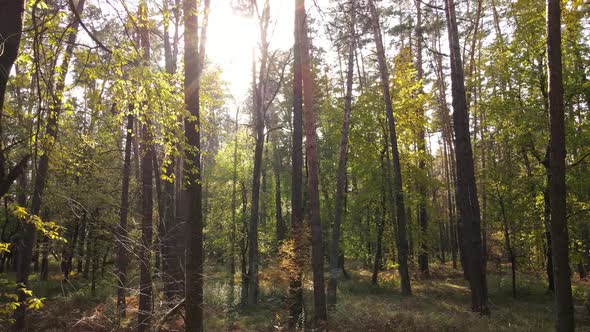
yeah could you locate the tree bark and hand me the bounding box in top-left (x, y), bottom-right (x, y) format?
top-left (414, 0), bottom-right (429, 277)
top-left (247, 1), bottom-right (271, 305)
top-left (327, 0), bottom-right (355, 308)
top-left (544, 187), bottom-right (555, 292)
top-left (183, 0), bottom-right (209, 329)
top-left (288, 0), bottom-right (305, 326)
top-left (117, 113), bottom-right (133, 317)
top-left (161, 1), bottom-right (183, 298)
top-left (445, 0), bottom-right (488, 314)
top-left (137, 4), bottom-right (153, 331)
top-left (546, 0), bottom-right (574, 329)
top-left (368, 0), bottom-right (412, 296)
top-left (298, 0), bottom-right (328, 322)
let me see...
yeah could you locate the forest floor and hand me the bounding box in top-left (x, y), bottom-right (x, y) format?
top-left (21, 262), bottom-right (590, 331)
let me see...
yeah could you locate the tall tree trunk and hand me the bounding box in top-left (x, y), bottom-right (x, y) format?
top-left (14, 1), bottom-right (85, 328)
top-left (298, 0), bottom-right (327, 322)
top-left (247, 56), bottom-right (264, 305)
top-left (248, 1), bottom-right (271, 305)
top-left (368, 0), bottom-right (412, 296)
top-left (414, 0), bottom-right (429, 277)
top-left (288, 0), bottom-right (305, 326)
top-left (445, 0), bottom-right (488, 314)
top-left (117, 113), bottom-right (133, 317)
top-left (137, 4), bottom-right (153, 331)
top-left (327, 0), bottom-right (355, 308)
top-left (183, 0), bottom-right (210, 329)
top-left (546, 0), bottom-right (574, 329)
top-left (161, 11), bottom-right (183, 295)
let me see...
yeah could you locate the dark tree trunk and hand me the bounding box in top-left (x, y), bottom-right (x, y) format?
top-left (546, 0), bottom-right (574, 329)
top-left (544, 188), bottom-right (555, 292)
top-left (298, 0), bottom-right (327, 322)
top-left (137, 5), bottom-right (153, 331)
top-left (414, 0), bottom-right (429, 277)
top-left (328, 0), bottom-right (355, 308)
top-left (14, 1), bottom-right (85, 327)
top-left (288, 0), bottom-right (305, 326)
top-left (183, 0), bottom-right (210, 329)
top-left (247, 1), bottom-right (271, 305)
top-left (368, 0), bottom-right (412, 296)
top-left (445, 0), bottom-right (488, 314)
top-left (247, 58), bottom-right (264, 306)
top-left (117, 113), bottom-right (133, 317)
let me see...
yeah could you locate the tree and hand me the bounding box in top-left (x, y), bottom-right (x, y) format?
top-left (445, 0), bottom-right (488, 314)
top-left (0, 0), bottom-right (29, 199)
top-left (288, 0), bottom-right (305, 325)
top-left (247, 0), bottom-right (272, 305)
top-left (137, 3), bottom-right (153, 330)
top-left (14, 0), bottom-right (86, 328)
top-left (327, 0), bottom-right (355, 308)
top-left (183, 0), bottom-right (210, 330)
top-left (414, 0), bottom-right (429, 276)
top-left (546, 0), bottom-right (574, 329)
top-left (116, 113), bottom-right (133, 317)
top-left (368, 0), bottom-right (411, 296)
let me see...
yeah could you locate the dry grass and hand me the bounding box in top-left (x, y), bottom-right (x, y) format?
top-left (21, 262), bottom-right (590, 331)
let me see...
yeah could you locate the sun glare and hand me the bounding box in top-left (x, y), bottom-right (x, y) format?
top-left (207, 0), bottom-right (293, 100)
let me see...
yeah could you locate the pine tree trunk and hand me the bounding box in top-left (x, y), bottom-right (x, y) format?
top-left (414, 0), bottom-right (429, 277)
top-left (117, 113), bottom-right (133, 317)
top-left (445, 0), bottom-right (488, 314)
top-left (327, 0), bottom-right (355, 308)
top-left (288, 0), bottom-right (305, 326)
top-left (298, 0), bottom-right (328, 322)
top-left (368, 0), bottom-right (412, 296)
top-left (183, 0), bottom-right (208, 329)
top-left (546, 0), bottom-right (574, 329)
top-left (137, 4), bottom-right (153, 330)
top-left (247, 2), bottom-right (271, 305)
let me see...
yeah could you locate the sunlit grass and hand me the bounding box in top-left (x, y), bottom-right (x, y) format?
top-left (21, 261), bottom-right (590, 331)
